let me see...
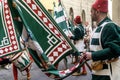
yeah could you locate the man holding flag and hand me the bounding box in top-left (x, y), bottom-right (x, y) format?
top-left (84, 0), bottom-right (120, 80)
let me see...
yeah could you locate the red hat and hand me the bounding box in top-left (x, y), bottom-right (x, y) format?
top-left (74, 16), bottom-right (81, 24)
top-left (92, 0), bottom-right (108, 12)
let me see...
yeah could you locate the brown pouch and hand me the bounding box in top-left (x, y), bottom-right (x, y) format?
top-left (91, 61), bottom-right (104, 71)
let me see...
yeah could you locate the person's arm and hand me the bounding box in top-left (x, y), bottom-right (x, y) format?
top-left (92, 23), bottom-right (120, 61)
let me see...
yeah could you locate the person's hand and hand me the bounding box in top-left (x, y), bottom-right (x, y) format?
top-left (85, 52), bottom-right (92, 60)
top-left (82, 52), bottom-right (92, 60)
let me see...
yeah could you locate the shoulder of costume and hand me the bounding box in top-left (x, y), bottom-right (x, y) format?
top-left (104, 21), bottom-right (120, 29)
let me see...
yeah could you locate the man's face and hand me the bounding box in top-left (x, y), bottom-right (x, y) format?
top-left (91, 8), bottom-right (98, 21)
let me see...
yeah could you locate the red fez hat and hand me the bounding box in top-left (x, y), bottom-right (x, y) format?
top-left (74, 16), bottom-right (81, 24)
top-left (92, 0), bottom-right (108, 12)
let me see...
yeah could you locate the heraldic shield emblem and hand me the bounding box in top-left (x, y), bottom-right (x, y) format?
top-left (0, 0), bottom-right (87, 80)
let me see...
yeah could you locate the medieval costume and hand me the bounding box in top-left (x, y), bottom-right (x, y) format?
top-left (89, 0), bottom-right (120, 80)
top-left (70, 16), bottom-right (87, 76)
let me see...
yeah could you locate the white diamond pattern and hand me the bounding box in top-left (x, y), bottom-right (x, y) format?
top-left (5, 48), bottom-right (8, 52)
top-left (57, 47), bottom-right (63, 52)
top-left (8, 25), bottom-right (12, 29)
top-left (5, 5), bottom-right (8, 8)
top-left (26, 0), bottom-right (31, 3)
top-left (49, 57), bottom-right (54, 61)
top-left (11, 36), bottom-right (15, 40)
top-left (12, 41), bottom-right (16, 44)
top-left (9, 47), bottom-right (13, 51)
top-left (0, 50), bottom-right (3, 54)
top-left (14, 46), bottom-right (17, 49)
top-left (54, 30), bottom-right (59, 34)
top-left (62, 44), bottom-right (67, 49)
top-left (6, 15), bottom-right (10, 19)
top-left (43, 17), bottom-right (47, 23)
top-left (32, 4), bottom-right (37, 10)
top-left (38, 11), bottom-right (42, 16)
top-left (48, 23), bottom-right (53, 28)
top-left (7, 20), bottom-right (11, 25)
top-left (10, 31), bottom-right (13, 34)
top-left (5, 10), bottom-right (9, 14)
top-left (53, 52), bottom-right (58, 57)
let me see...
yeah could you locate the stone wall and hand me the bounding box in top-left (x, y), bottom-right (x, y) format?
top-left (112, 0), bottom-right (120, 26)
top-left (61, 0), bottom-right (95, 25)
top-left (40, 0), bottom-right (95, 25)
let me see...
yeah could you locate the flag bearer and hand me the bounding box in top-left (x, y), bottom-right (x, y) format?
top-left (68, 16), bottom-right (87, 76)
top-left (84, 0), bottom-right (120, 80)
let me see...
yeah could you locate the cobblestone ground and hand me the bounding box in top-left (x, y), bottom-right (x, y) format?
top-left (0, 58), bottom-right (92, 80)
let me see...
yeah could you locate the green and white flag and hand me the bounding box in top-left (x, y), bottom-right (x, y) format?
top-left (54, 0), bottom-right (68, 31)
top-left (2, 0), bottom-right (84, 79)
top-left (53, 0), bottom-right (73, 37)
top-left (0, 0), bottom-right (22, 57)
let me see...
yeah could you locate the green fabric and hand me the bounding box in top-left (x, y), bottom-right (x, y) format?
top-left (54, 1), bottom-right (68, 31)
top-left (7, 0), bottom-right (86, 79)
top-left (70, 24), bottom-right (84, 40)
top-left (13, 0), bottom-right (78, 69)
top-left (107, 42), bottom-right (120, 56)
top-left (92, 17), bottom-right (120, 61)
top-left (91, 27), bottom-right (102, 45)
top-left (48, 70), bottom-right (59, 76)
top-left (92, 75), bottom-right (110, 80)
top-left (0, 0), bottom-right (22, 57)
top-left (7, 0), bottom-right (23, 35)
top-left (41, 53), bottom-right (49, 62)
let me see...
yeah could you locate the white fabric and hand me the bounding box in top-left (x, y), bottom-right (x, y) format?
top-left (90, 22), bottom-right (113, 77)
top-left (21, 27), bottom-right (43, 55)
top-left (90, 22), bottom-right (109, 51)
top-left (57, 5), bottom-right (63, 13)
top-left (64, 30), bottom-right (73, 37)
top-left (92, 67), bottom-right (111, 76)
top-left (91, 33), bottom-right (100, 39)
top-left (26, 39), bottom-right (43, 54)
top-left (55, 16), bottom-right (66, 23)
top-left (21, 27), bottom-right (28, 41)
top-left (74, 39), bottom-right (85, 52)
top-left (111, 58), bottom-right (120, 80)
top-left (90, 45), bottom-right (102, 51)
